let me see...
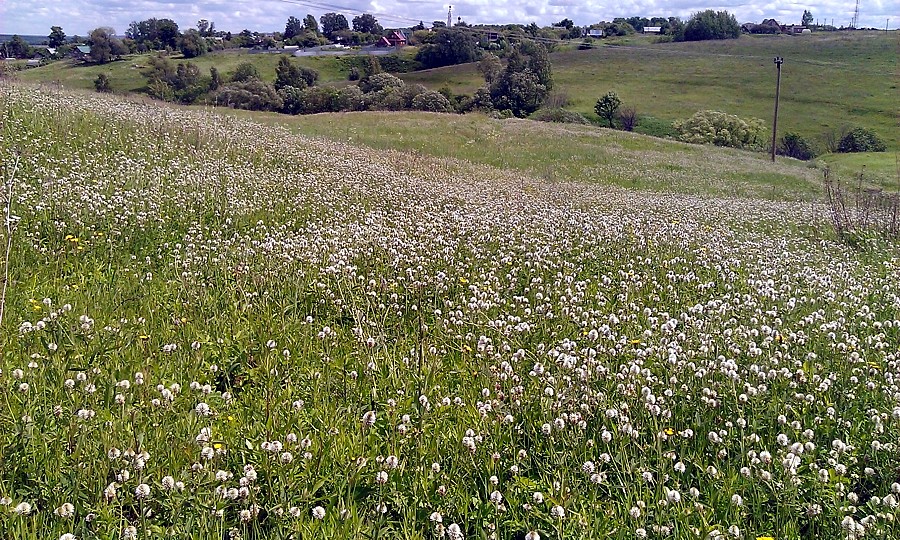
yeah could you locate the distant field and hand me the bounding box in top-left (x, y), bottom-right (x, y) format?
top-left (402, 31), bottom-right (899, 150)
top-left (17, 49), bottom-right (354, 93)
top-left (16, 31), bottom-right (897, 166)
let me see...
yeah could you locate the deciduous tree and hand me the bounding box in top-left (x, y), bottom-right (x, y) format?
top-left (320, 13), bottom-right (349, 40)
top-left (285, 16), bottom-right (304, 40)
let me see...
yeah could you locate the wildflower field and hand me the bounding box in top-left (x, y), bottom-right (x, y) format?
top-left (1, 83), bottom-right (899, 540)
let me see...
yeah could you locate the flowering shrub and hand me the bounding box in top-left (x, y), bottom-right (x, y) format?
top-left (673, 110), bottom-right (766, 150)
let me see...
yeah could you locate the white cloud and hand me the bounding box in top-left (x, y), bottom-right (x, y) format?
top-left (0, 0), bottom-right (895, 36)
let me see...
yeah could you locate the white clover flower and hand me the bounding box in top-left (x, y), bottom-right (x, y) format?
top-left (54, 502), bottom-right (75, 518)
top-left (430, 511), bottom-right (443, 523)
top-left (134, 483), bottom-right (151, 499)
top-left (666, 489), bottom-right (681, 504)
top-left (13, 501), bottom-right (32, 515)
top-left (312, 505), bottom-right (325, 519)
top-left (532, 491), bottom-right (544, 504)
top-left (447, 523), bottom-right (463, 540)
top-left (161, 476), bottom-right (175, 490)
top-left (550, 505), bottom-right (565, 519)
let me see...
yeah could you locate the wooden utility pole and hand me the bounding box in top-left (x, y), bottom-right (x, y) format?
top-left (771, 57), bottom-right (784, 162)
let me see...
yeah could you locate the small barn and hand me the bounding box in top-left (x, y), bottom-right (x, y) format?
top-left (643, 26), bottom-right (662, 34)
top-left (588, 29), bottom-right (604, 38)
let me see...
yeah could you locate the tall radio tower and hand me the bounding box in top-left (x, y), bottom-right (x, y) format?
top-left (851, 0), bottom-right (860, 28)
top-left (447, 6), bottom-right (452, 27)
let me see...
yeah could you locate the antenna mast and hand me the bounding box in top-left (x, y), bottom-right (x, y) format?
top-left (852, 0), bottom-right (860, 28)
top-left (448, 6), bottom-right (452, 27)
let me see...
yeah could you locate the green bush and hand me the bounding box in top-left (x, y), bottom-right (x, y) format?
top-left (94, 73), bottom-right (111, 93)
top-left (411, 90), bottom-right (454, 113)
top-left (294, 86), bottom-right (342, 114)
top-left (681, 10), bottom-right (741, 41)
top-left (530, 108), bottom-right (590, 125)
top-left (213, 79), bottom-right (283, 111)
top-left (779, 132), bottom-right (817, 160)
top-left (230, 62), bottom-right (260, 83)
top-left (673, 110), bottom-right (766, 150)
top-left (359, 72), bottom-right (404, 93)
top-left (838, 127), bottom-right (887, 153)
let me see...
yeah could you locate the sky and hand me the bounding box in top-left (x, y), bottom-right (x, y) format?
top-left (0, 0), bottom-right (895, 37)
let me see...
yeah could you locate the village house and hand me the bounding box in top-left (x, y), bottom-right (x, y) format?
top-left (379, 30), bottom-right (407, 47)
top-left (71, 45), bottom-right (91, 60)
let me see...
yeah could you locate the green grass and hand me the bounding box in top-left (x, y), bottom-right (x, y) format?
top-left (401, 31), bottom-right (899, 150)
top-left (217, 107), bottom-right (839, 201)
top-left (820, 151), bottom-right (900, 190)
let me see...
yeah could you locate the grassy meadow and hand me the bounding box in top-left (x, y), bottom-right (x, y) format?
top-left (226, 108), bottom-right (834, 201)
top-left (403, 31), bottom-right (898, 151)
top-left (2, 80), bottom-right (900, 540)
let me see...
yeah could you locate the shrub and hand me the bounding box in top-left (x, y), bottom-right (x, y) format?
top-left (335, 85), bottom-right (366, 111)
top-left (213, 79), bottom-right (283, 111)
top-left (681, 10), bottom-right (741, 41)
top-left (411, 91), bottom-right (454, 113)
top-left (94, 73), bottom-right (111, 92)
top-left (530, 108), bottom-right (590, 125)
top-left (294, 86), bottom-right (342, 114)
top-left (231, 62), bottom-right (260, 83)
top-left (278, 85), bottom-right (305, 114)
top-left (779, 132), bottom-right (817, 160)
top-left (618, 106), bottom-right (638, 132)
top-left (838, 127), bottom-right (887, 153)
top-left (359, 72), bottom-right (404, 93)
top-left (400, 84), bottom-right (428, 109)
top-left (673, 110), bottom-right (766, 150)
top-left (369, 87), bottom-right (405, 111)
